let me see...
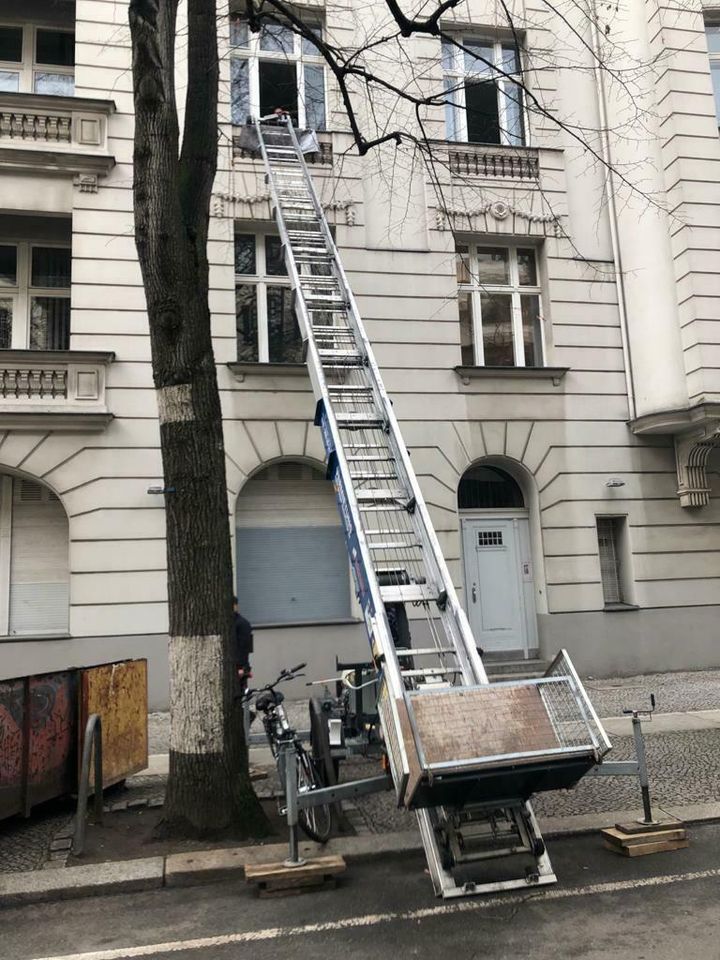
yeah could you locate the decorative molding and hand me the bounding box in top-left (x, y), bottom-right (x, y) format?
top-left (674, 423), bottom-right (720, 508)
top-left (454, 365), bottom-right (568, 386)
top-left (0, 146), bottom-right (115, 177)
top-left (212, 191), bottom-right (357, 225)
top-left (74, 173), bottom-right (98, 193)
top-left (227, 361), bottom-right (309, 382)
top-left (432, 199), bottom-right (562, 236)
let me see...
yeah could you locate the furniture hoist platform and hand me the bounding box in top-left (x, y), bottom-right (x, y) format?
top-left (250, 117), bottom-right (611, 898)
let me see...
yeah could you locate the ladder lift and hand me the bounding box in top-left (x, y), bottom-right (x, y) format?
top-left (250, 117), bottom-right (611, 897)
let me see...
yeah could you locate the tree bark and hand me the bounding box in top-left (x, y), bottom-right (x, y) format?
top-left (129, 0), bottom-right (269, 838)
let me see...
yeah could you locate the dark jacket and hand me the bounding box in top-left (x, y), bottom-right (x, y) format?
top-left (234, 612), bottom-right (254, 670)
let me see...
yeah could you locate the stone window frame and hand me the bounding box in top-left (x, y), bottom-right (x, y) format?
top-left (234, 230), bottom-right (303, 364)
top-left (229, 15), bottom-right (327, 130)
top-left (455, 242), bottom-right (545, 368)
top-left (0, 21), bottom-right (75, 97)
top-left (441, 33), bottom-right (527, 147)
top-left (0, 240), bottom-right (72, 351)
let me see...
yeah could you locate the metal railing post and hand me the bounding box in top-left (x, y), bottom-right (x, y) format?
top-left (281, 739), bottom-right (304, 867)
top-left (632, 714), bottom-right (656, 825)
top-left (72, 713), bottom-right (103, 856)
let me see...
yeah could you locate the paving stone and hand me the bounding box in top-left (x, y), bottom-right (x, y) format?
top-left (127, 798), bottom-right (149, 810)
top-left (110, 801), bottom-right (128, 813)
top-left (49, 838), bottom-right (72, 852)
top-left (148, 798), bottom-right (164, 809)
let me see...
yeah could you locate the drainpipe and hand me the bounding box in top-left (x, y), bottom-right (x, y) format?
top-left (590, 4), bottom-right (637, 423)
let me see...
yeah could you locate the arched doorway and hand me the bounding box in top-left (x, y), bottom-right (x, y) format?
top-left (458, 463), bottom-right (538, 657)
top-left (0, 473), bottom-right (69, 636)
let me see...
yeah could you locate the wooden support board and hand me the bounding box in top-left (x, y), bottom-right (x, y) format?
top-left (601, 824), bottom-right (688, 858)
top-left (245, 855), bottom-right (346, 898)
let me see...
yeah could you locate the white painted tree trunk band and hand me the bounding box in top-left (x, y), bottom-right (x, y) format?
top-left (168, 634), bottom-right (224, 753)
top-left (157, 383), bottom-right (194, 424)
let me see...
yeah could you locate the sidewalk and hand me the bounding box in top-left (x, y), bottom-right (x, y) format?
top-left (2, 669), bottom-right (719, 882)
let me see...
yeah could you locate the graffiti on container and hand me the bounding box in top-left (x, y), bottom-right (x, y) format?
top-left (0, 680), bottom-right (23, 784)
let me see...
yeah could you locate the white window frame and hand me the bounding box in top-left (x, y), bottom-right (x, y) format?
top-left (457, 243), bottom-right (544, 367)
top-left (442, 35), bottom-right (526, 146)
top-left (235, 231), bottom-right (298, 363)
top-left (0, 240), bottom-right (71, 350)
top-left (229, 16), bottom-right (326, 128)
top-left (705, 17), bottom-right (720, 126)
top-left (0, 23), bottom-right (75, 96)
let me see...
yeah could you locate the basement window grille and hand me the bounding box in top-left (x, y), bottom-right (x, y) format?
top-left (596, 516), bottom-right (624, 605)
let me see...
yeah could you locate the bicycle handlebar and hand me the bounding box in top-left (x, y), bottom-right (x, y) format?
top-left (241, 663), bottom-right (307, 702)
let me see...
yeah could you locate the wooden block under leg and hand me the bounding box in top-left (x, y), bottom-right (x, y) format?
top-left (615, 820), bottom-right (685, 836)
top-left (602, 838), bottom-right (689, 858)
top-left (602, 826), bottom-right (687, 848)
top-left (245, 855), bottom-right (346, 897)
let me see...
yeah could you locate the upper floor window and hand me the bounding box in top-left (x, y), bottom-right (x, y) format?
top-left (230, 17), bottom-right (326, 129)
top-left (0, 242), bottom-right (71, 350)
top-left (235, 232), bottom-right (302, 363)
top-left (0, 24), bottom-right (75, 96)
top-left (705, 18), bottom-right (720, 126)
top-left (442, 36), bottom-right (524, 145)
top-left (456, 243), bottom-right (543, 367)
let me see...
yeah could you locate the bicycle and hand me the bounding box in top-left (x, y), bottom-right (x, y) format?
top-left (243, 663), bottom-right (333, 843)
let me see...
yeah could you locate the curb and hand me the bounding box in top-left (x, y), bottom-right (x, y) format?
top-left (3, 802), bottom-right (720, 908)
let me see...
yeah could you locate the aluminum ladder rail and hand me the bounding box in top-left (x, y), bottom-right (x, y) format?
top-left (254, 118), bottom-right (555, 897)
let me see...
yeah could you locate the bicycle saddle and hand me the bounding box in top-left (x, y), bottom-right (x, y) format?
top-left (256, 690), bottom-right (284, 712)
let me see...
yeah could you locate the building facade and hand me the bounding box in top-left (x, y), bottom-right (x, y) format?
top-left (0, 0), bottom-right (718, 707)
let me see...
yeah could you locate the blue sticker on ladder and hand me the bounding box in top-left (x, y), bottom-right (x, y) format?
top-left (315, 399), bottom-right (375, 620)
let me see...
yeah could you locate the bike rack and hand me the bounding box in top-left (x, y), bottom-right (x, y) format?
top-left (72, 712), bottom-right (104, 856)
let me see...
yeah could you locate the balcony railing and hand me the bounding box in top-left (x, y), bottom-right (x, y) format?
top-left (447, 143), bottom-right (540, 180)
top-left (0, 92), bottom-right (115, 181)
top-left (0, 350), bottom-right (115, 431)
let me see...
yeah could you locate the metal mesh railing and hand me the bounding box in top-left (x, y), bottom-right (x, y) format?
top-left (543, 650), bottom-right (611, 756)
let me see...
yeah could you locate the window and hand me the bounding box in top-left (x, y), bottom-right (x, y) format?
top-left (705, 18), bottom-right (720, 126)
top-left (0, 242), bottom-right (71, 350)
top-left (456, 243), bottom-right (543, 367)
top-left (0, 475), bottom-right (69, 637)
top-left (230, 17), bottom-right (326, 129)
top-left (235, 462), bottom-right (351, 625)
top-left (442, 36), bottom-right (524, 145)
top-left (0, 24), bottom-right (74, 96)
top-left (235, 232), bottom-right (302, 363)
top-left (596, 516), bottom-right (627, 606)
top-left (458, 465), bottom-right (525, 509)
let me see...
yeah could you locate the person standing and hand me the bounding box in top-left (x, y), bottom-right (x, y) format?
top-left (233, 596), bottom-right (253, 688)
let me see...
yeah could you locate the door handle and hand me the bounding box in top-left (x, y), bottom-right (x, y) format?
top-left (472, 583), bottom-right (477, 603)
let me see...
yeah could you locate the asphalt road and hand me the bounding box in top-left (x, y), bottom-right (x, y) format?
top-left (4, 824), bottom-right (720, 960)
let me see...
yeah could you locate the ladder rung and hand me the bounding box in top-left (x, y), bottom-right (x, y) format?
top-left (379, 584), bottom-right (437, 602)
top-left (400, 667), bottom-right (460, 678)
top-left (345, 455), bottom-right (394, 462)
top-left (355, 489), bottom-right (407, 501)
top-left (328, 384), bottom-right (372, 392)
top-left (336, 417), bottom-right (386, 430)
top-left (394, 647), bottom-right (457, 657)
top-left (366, 540), bottom-right (420, 550)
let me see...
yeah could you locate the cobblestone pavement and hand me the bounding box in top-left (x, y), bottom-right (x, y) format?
top-left (582, 670), bottom-right (720, 717)
top-left (0, 807), bottom-right (73, 873)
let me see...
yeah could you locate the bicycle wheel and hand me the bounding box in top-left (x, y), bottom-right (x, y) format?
top-left (296, 750), bottom-right (333, 843)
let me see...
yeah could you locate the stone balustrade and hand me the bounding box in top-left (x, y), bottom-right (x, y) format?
top-left (447, 143), bottom-right (540, 180)
top-left (0, 350), bottom-right (115, 431)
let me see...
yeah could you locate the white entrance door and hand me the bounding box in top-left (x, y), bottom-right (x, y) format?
top-left (462, 516), bottom-right (535, 654)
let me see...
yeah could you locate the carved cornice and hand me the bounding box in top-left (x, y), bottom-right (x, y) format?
top-left (431, 199), bottom-right (562, 236)
top-left (212, 191), bottom-right (357, 225)
top-left (0, 146), bottom-right (115, 177)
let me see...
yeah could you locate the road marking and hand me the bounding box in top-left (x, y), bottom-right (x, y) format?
top-left (29, 867), bottom-right (720, 960)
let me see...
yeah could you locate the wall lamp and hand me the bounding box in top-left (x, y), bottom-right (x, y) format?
top-left (605, 478), bottom-right (625, 488)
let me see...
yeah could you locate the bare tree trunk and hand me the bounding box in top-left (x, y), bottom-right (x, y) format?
top-left (129, 0), bottom-right (269, 837)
